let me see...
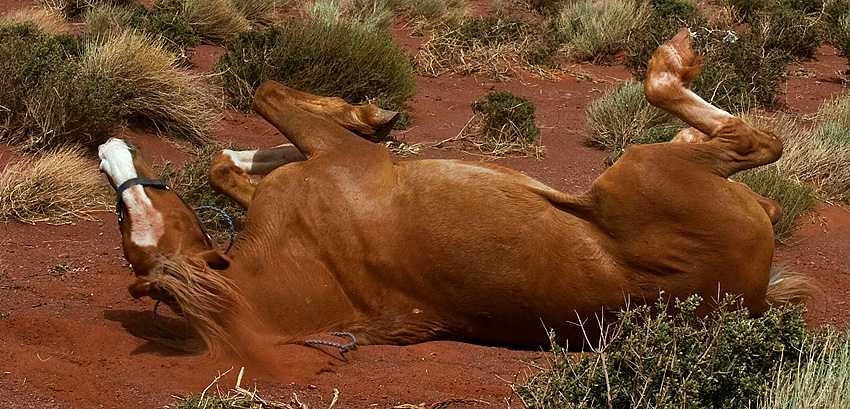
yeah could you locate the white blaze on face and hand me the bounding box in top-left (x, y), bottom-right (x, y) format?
top-left (98, 138), bottom-right (165, 248)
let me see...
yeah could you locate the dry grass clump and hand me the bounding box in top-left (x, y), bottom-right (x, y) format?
top-left (182, 0), bottom-right (250, 44)
top-left (233, 0), bottom-right (287, 25)
top-left (746, 112), bottom-right (850, 204)
top-left (552, 0), bottom-right (652, 62)
top-left (81, 30), bottom-right (218, 144)
top-left (0, 147), bottom-right (107, 224)
top-left (586, 80), bottom-right (679, 154)
top-left (732, 165), bottom-right (816, 240)
top-left (417, 16), bottom-right (560, 80)
top-left (178, 368), bottom-right (317, 408)
top-left (818, 91), bottom-right (850, 131)
top-left (1, 7), bottom-right (71, 34)
top-left (304, 0), bottom-right (393, 31)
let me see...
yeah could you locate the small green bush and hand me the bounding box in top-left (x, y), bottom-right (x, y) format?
top-left (463, 91), bottom-right (541, 157)
top-left (825, 0), bottom-right (850, 64)
top-left (552, 0), bottom-right (652, 62)
top-left (516, 295), bottom-right (809, 409)
top-left (215, 20), bottom-right (415, 110)
top-left (732, 165), bottom-right (817, 240)
top-left (749, 6), bottom-right (820, 59)
top-left (125, 1), bottom-right (202, 48)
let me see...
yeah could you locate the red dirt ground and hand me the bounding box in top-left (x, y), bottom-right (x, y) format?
top-left (1, 2), bottom-right (849, 408)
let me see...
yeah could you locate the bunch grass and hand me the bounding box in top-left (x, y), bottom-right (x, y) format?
top-left (81, 30), bottom-right (218, 145)
top-left (0, 147), bottom-right (108, 224)
top-left (731, 165), bottom-right (817, 240)
top-left (760, 328), bottom-right (850, 409)
top-left (552, 0), bottom-right (652, 62)
top-left (586, 80), bottom-right (679, 156)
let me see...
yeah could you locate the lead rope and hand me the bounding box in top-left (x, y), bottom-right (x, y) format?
top-left (195, 205), bottom-right (236, 253)
top-left (302, 332), bottom-right (358, 353)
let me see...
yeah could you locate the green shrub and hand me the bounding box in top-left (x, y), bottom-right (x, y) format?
top-left (516, 295), bottom-right (809, 409)
top-left (466, 91), bottom-right (540, 156)
top-left (552, 0), bottom-right (652, 62)
top-left (417, 16), bottom-right (560, 79)
top-left (388, 0), bottom-right (467, 27)
top-left (215, 20), bottom-right (415, 110)
top-left (0, 23), bottom-right (125, 148)
top-left (825, 0), bottom-right (850, 63)
top-left (749, 6), bottom-right (820, 59)
top-left (586, 80), bottom-right (678, 153)
top-left (732, 165), bottom-right (817, 240)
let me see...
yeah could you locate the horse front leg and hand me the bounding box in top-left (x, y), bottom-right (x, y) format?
top-left (209, 144), bottom-right (306, 209)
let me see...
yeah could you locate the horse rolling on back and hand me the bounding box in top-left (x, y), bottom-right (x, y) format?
top-left (97, 29), bottom-right (811, 360)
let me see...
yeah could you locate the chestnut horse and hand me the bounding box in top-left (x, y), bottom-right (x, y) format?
top-left (98, 30), bottom-right (807, 359)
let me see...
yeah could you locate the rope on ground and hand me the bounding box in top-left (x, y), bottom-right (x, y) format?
top-left (302, 332), bottom-right (358, 353)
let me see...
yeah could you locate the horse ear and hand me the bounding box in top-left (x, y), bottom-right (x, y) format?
top-left (198, 249), bottom-right (231, 270)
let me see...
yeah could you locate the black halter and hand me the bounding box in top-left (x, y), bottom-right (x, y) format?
top-left (114, 177), bottom-right (169, 223)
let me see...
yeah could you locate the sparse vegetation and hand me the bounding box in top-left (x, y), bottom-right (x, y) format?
top-left (764, 103), bottom-right (850, 204)
top-left (760, 328), bottom-right (850, 409)
top-left (159, 145), bottom-right (246, 245)
top-left (516, 295), bottom-right (811, 409)
top-left (0, 147), bottom-right (108, 224)
top-left (824, 0), bottom-right (850, 65)
top-left (732, 165), bottom-right (817, 240)
top-left (551, 0), bottom-right (652, 62)
top-left (586, 80), bottom-right (678, 156)
top-left (215, 18), bottom-right (415, 111)
top-left (0, 23), bottom-right (125, 149)
top-left (417, 16), bottom-right (560, 80)
top-left (0, 22), bottom-right (217, 149)
top-left (461, 91), bottom-right (542, 157)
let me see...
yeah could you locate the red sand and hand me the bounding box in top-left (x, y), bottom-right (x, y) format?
top-left (1, 1), bottom-right (849, 408)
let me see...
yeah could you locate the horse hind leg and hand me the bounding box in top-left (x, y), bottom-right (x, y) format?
top-left (644, 29), bottom-right (782, 178)
top-left (209, 144), bottom-right (306, 209)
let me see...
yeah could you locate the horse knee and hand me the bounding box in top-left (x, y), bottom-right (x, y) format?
top-left (209, 151), bottom-right (254, 209)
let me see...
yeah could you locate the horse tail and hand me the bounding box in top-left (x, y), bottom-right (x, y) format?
top-left (152, 255), bottom-right (249, 358)
top-left (765, 265), bottom-right (820, 307)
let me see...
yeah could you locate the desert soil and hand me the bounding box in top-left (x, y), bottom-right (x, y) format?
top-left (1, 1), bottom-right (849, 408)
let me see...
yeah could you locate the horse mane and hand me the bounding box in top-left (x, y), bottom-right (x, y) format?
top-left (150, 255), bottom-right (249, 358)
